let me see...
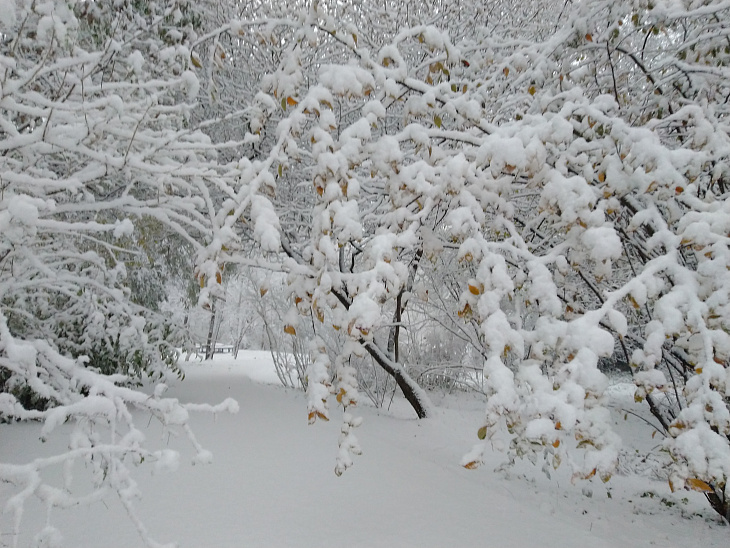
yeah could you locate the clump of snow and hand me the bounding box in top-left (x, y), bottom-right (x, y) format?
top-left (127, 50), bottom-right (145, 74)
top-left (250, 195), bottom-right (281, 252)
top-left (180, 70), bottom-right (200, 102)
top-left (113, 218), bottom-right (134, 239)
top-left (319, 64), bottom-right (375, 97)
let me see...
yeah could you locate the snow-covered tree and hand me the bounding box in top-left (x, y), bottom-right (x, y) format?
top-left (202, 0), bottom-right (730, 516)
top-left (0, 1), bottom-right (239, 544)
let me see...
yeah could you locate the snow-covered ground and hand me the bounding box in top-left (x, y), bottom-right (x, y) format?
top-left (1, 351), bottom-right (727, 547)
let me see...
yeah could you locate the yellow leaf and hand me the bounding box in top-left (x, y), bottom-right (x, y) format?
top-left (434, 115), bottom-right (442, 128)
top-left (552, 439), bottom-right (560, 448)
top-left (308, 410), bottom-right (329, 424)
top-left (284, 324), bottom-right (297, 336)
top-left (190, 52), bottom-right (202, 68)
top-left (215, 271), bottom-right (222, 284)
top-left (259, 286), bottom-right (268, 297)
top-left (352, 33), bottom-right (357, 45)
top-left (686, 478), bottom-right (714, 493)
top-left (281, 97), bottom-right (287, 110)
top-left (468, 282), bottom-right (482, 295)
top-left (463, 460), bottom-right (480, 470)
top-left (477, 426), bottom-right (487, 440)
top-left (287, 96), bottom-right (298, 106)
top-left (585, 33), bottom-right (593, 42)
top-left (503, 67), bottom-right (509, 77)
top-left (199, 274), bottom-right (205, 288)
top-left (336, 388), bottom-right (346, 403)
top-left (598, 172), bottom-right (606, 182)
top-left (528, 85), bottom-right (536, 96)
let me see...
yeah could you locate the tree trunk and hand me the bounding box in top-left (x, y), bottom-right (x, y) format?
top-left (363, 341), bottom-right (432, 418)
top-left (204, 301), bottom-right (216, 360)
top-left (387, 247), bottom-right (422, 363)
top-left (706, 491), bottom-right (730, 525)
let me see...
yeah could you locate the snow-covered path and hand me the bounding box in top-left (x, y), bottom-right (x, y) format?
top-left (1, 352), bottom-right (726, 547)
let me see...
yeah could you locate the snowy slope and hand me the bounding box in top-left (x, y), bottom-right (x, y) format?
top-left (0, 352), bottom-right (726, 548)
